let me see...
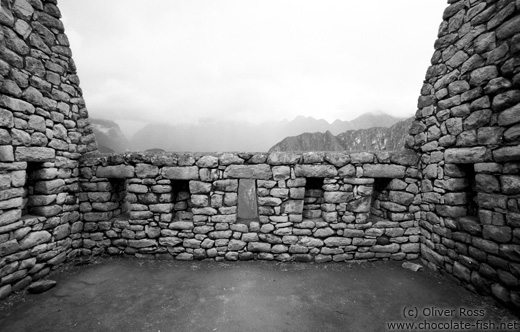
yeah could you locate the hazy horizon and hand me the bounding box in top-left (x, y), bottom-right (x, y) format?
top-left (93, 111), bottom-right (410, 139)
top-left (60, 1), bottom-right (447, 128)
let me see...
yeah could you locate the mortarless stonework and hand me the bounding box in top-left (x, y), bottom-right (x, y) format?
top-left (0, 0), bottom-right (519, 312)
top-left (407, 0), bottom-right (520, 310)
top-left (77, 151), bottom-right (421, 263)
top-left (0, 0), bottom-right (97, 300)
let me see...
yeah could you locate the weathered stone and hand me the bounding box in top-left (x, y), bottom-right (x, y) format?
top-left (314, 227), bottom-right (334, 238)
top-left (189, 181), bottom-right (212, 194)
top-left (501, 175), bottom-right (520, 194)
top-left (224, 164), bottom-right (272, 180)
top-left (362, 164), bottom-right (406, 178)
top-left (196, 155), bottom-right (219, 168)
top-left (324, 237), bottom-right (351, 246)
top-left (346, 197), bottom-right (371, 213)
top-left (390, 150), bottom-right (419, 166)
top-left (324, 152), bottom-right (349, 167)
top-left (0, 146), bottom-right (14, 162)
top-left (483, 225), bottom-right (511, 243)
top-left (19, 231), bottom-right (51, 249)
top-left (372, 243), bottom-right (399, 253)
top-left (162, 166), bottom-right (199, 180)
top-left (496, 15), bottom-right (520, 40)
top-left (323, 192), bottom-right (351, 204)
top-left (28, 280), bottom-right (57, 294)
top-left (213, 179), bottom-right (238, 192)
top-left (464, 109), bottom-right (491, 130)
top-left (458, 217), bottom-right (481, 235)
top-left (436, 205), bottom-right (467, 218)
top-left (0, 240), bottom-right (20, 256)
top-left (281, 200), bottom-right (303, 214)
top-left (453, 262), bottom-right (471, 283)
top-left (159, 237), bottom-right (182, 247)
top-left (504, 124), bottom-right (520, 142)
top-left (493, 145), bottom-right (520, 162)
top-left (129, 239), bottom-right (157, 248)
top-left (247, 242), bottom-right (271, 252)
top-left (96, 165), bottom-right (134, 178)
top-left (388, 191), bottom-right (414, 205)
top-left (493, 90), bottom-right (520, 112)
top-left (271, 166), bottom-right (289, 181)
top-left (499, 245), bottom-right (520, 262)
top-left (35, 179), bottom-right (65, 194)
top-left (498, 104), bottom-right (520, 126)
top-left (469, 66), bottom-right (498, 86)
top-left (444, 147), bottom-right (488, 163)
top-left (338, 165), bottom-right (355, 177)
top-left (135, 164), bottom-right (159, 178)
top-left (294, 165), bottom-right (337, 178)
top-left (218, 153), bottom-right (243, 166)
top-left (169, 221), bottom-right (194, 230)
top-left (15, 147), bottom-right (55, 161)
top-left (267, 152), bottom-right (300, 165)
top-left (350, 152), bottom-right (374, 164)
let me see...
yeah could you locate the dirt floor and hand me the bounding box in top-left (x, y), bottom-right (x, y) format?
top-left (0, 258), bottom-right (518, 332)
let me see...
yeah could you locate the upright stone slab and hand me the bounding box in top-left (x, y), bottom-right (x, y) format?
top-left (237, 179), bottom-right (259, 224)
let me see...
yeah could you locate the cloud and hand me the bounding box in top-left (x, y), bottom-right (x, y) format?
top-left (59, 0), bottom-right (447, 125)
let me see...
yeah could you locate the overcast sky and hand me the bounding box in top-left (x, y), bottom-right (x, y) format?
top-left (59, 0), bottom-right (447, 133)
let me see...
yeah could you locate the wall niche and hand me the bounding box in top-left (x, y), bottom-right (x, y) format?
top-left (108, 178), bottom-right (129, 218)
top-left (22, 162), bottom-right (41, 216)
top-left (369, 178), bottom-right (392, 222)
top-left (171, 180), bottom-right (193, 221)
top-left (303, 177), bottom-right (324, 219)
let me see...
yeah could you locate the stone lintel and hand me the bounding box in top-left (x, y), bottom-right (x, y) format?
top-left (445, 147), bottom-right (488, 163)
top-left (15, 147), bottom-right (55, 162)
top-left (96, 165), bottom-right (135, 178)
top-left (224, 164), bottom-right (272, 180)
top-left (294, 164), bottom-right (337, 178)
top-left (363, 164), bottom-right (406, 178)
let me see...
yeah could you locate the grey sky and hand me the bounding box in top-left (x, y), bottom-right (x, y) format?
top-left (59, 0), bottom-right (447, 132)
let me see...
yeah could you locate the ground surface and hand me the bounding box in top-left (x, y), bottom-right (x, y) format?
top-left (0, 258), bottom-right (518, 332)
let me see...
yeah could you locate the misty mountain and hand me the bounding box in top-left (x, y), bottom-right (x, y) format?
top-left (268, 118), bottom-right (413, 152)
top-left (129, 113), bottom-right (405, 152)
top-left (90, 118), bottom-right (130, 153)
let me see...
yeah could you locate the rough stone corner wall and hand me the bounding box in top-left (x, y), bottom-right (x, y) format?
top-left (407, 0), bottom-right (520, 310)
top-left (0, 0), bottom-right (97, 300)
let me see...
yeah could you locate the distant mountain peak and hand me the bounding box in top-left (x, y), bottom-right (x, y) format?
top-left (127, 112), bottom-right (407, 152)
top-left (269, 118), bottom-right (413, 153)
top-left (90, 118), bottom-right (130, 153)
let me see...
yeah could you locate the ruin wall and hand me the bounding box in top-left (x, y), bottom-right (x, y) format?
top-left (408, 0), bottom-right (520, 309)
top-left (1, 0), bottom-right (520, 313)
top-left (78, 151), bottom-right (421, 263)
top-left (0, 0), bottom-right (97, 299)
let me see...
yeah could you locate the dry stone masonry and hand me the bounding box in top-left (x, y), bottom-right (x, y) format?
top-left (0, 0), bottom-right (519, 313)
top-left (0, 0), bottom-right (97, 300)
top-left (408, 0), bottom-right (520, 311)
top-left (78, 151), bottom-right (421, 262)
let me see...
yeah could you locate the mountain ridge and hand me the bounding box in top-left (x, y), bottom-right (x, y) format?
top-left (90, 118), bottom-right (130, 153)
top-left (129, 113), bottom-right (406, 152)
top-left (268, 117), bottom-right (413, 152)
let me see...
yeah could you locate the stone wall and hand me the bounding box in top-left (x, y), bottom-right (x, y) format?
top-left (1, 0), bottom-right (520, 314)
top-left (0, 0), bottom-right (97, 299)
top-left (78, 151), bottom-right (421, 262)
top-left (408, 0), bottom-right (520, 310)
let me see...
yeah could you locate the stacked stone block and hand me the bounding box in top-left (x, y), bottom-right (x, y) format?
top-left (0, 0), bottom-right (96, 300)
top-left (1, 0), bottom-right (518, 314)
top-left (408, 0), bottom-right (520, 310)
top-left (77, 151), bottom-right (421, 263)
